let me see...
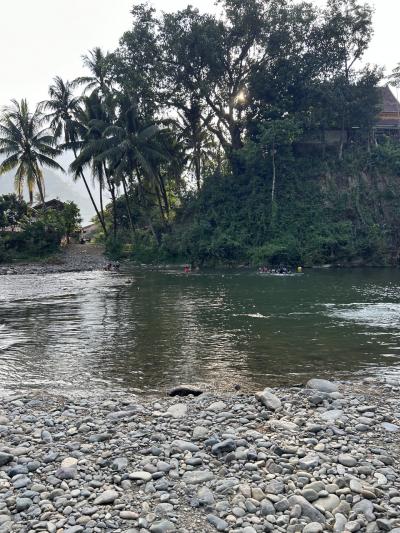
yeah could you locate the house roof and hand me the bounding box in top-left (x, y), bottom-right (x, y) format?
top-left (378, 86), bottom-right (400, 114)
top-left (34, 199), bottom-right (65, 210)
top-left (82, 223), bottom-right (97, 233)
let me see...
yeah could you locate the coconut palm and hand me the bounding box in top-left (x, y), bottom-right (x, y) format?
top-left (40, 76), bottom-right (82, 143)
top-left (74, 47), bottom-right (112, 97)
top-left (0, 99), bottom-right (63, 204)
top-left (69, 92), bottom-right (119, 237)
top-left (41, 76), bottom-right (108, 235)
top-left (71, 94), bottom-right (170, 241)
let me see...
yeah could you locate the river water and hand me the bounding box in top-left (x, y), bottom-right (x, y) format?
top-left (0, 268), bottom-right (399, 396)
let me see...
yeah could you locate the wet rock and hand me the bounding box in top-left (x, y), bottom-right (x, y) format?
top-left (15, 497), bottom-right (32, 511)
top-left (168, 385), bottom-right (203, 397)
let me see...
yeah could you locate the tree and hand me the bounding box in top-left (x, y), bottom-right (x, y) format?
top-left (0, 99), bottom-right (63, 204)
top-left (60, 201), bottom-right (82, 243)
top-left (389, 64), bottom-right (400, 88)
top-left (74, 47), bottom-right (113, 97)
top-left (69, 92), bottom-right (119, 238)
top-left (322, 0), bottom-right (374, 158)
top-left (41, 76), bottom-right (108, 235)
top-left (72, 94), bottom-right (170, 243)
top-left (0, 194), bottom-right (28, 230)
top-left (257, 116), bottom-right (302, 214)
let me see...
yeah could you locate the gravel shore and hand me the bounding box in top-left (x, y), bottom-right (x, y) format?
top-left (0, 377), bottom-right (399, 533)
top-left (0, 244), bottom-right (106, 276)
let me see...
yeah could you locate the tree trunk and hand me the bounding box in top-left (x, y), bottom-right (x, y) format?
top-left (136, 172), bottom-right (160, 245)
top-left (271, 143), bottom-right (277, 206)
top-left (79, 170), bottom-right (108, 235)
top-left (71, 147), bottom-right (107, 235)
top-left (194, 147), bottom-right (201, 191)
top-left (158, 173), bottom-right (170, 216)
top-left (109, 182), bottom-right (117, 240)
top-left (121, 176), bottom-right (136, 240)
top-left (35, 174), bottom-right (46, 207)
top-left (155, 186), bottom-right (167, 226)
top-left (99, 177), bottom-right (105, 225)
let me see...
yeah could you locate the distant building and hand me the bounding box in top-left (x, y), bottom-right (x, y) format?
top-left (33, 198), bottom-right (65, 211)
top-left (299, 85), bottom-right (400, 148)
top-left (374, 86), bottom-right (400, 137)
top-left (81, 223), bottom-right (98, 241)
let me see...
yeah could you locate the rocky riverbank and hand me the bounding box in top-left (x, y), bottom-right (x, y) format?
top-left (0, 377), bottom-right (399, 533)
top-left (0, 244), bottom-right (106, 276)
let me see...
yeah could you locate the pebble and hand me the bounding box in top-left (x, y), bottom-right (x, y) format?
top-left (0, 377), bottom-right (397, 532)
top-left (93, 490), bottom-right (119, 505)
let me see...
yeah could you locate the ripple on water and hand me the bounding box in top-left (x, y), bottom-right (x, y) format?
top-left (328, 303), bottom-right (400, 329)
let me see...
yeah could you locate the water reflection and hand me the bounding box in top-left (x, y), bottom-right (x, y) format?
top-left (0, 268), bottom-right (400, 396)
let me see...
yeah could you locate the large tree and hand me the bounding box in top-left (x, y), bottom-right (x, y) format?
top-left (0, 99), bottom-right (63, 204)
top-left (41, 76), bottom-right (108, 235)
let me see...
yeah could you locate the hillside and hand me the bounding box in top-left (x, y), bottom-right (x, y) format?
top-left (161, 142), bottom-right (400, 267)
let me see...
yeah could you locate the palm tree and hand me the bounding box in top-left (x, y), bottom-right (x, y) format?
top-left (70, 93), bottom-right (118, 237)
top-left (71, 95), bottom-right (170, 242)
top-left (94, 95), bottom-right (170, 242)
top-left (0, 99), bottom-right (63, 204)
top-left (41, 76), bottom-right (108, 235)
top-left (74, 47), bottom-right (112, 97)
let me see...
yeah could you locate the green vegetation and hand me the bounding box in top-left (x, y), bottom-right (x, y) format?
top-left (1, 0), bottom-right (400, 266)
top-left (0, 195), bottom-right (81, 263)
top-left (0, 100), bottom-right (63, 203)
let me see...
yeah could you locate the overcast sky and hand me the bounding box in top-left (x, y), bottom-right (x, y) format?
top-left (0, 0), bottom-right (399, 108)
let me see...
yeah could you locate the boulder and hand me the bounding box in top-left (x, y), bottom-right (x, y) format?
top-left (168, 385), bottom-right (203, 397)
top-left (255, 388), bottom-right (281, 410)
top-left (287, 495), bottom-right (326, 523)
top-left (306, 378), bottom-right (338, 393)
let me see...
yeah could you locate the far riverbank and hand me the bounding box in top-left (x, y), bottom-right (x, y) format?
top-left (0, 243), bottom-right (106, 276)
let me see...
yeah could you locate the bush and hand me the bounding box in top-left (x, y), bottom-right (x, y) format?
top-left (105, 237), bottom-right (125, 260)
top-left (249, 240), bottom-right (301, 266)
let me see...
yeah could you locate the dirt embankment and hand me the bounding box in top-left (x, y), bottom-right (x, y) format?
top-left (0, 243), bottom-right (106, 275)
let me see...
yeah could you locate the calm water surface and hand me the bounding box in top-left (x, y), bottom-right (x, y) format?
top-left (0, 268), bottom-right (400, 396)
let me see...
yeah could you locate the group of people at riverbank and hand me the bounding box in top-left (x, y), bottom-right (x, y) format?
top-left (104, 261), bottom-right (120, 272)
top-left (258, 265), bottom-right (303, 274)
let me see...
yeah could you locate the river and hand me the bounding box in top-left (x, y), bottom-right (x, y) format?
top-left (0, 268), bottom-right (399, 396)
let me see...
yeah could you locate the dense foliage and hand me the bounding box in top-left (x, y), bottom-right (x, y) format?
top-left (1, 0), bottom-right (399, 265)
top-left (0, 195), bottom-right (81, 262)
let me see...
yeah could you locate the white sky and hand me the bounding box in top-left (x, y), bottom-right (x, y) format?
top-left (0, 0), bottom-right (398, 108)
